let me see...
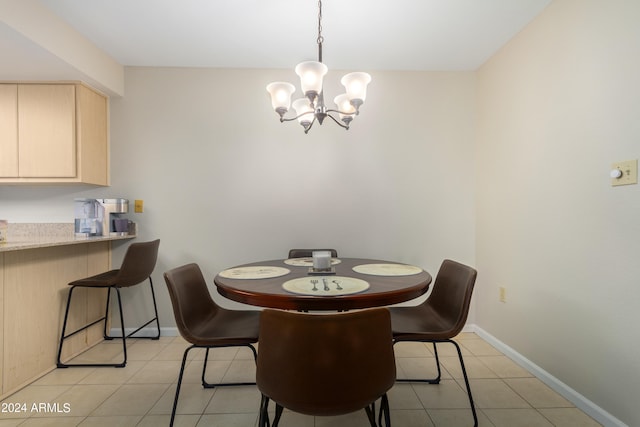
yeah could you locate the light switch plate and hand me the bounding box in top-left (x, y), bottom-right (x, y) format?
top-left (134, 199), bottom-right (144, 213)
top-left (611, 160), bottom-right (638, 186)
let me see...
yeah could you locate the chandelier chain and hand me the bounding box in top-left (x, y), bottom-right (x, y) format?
top-left (317, 0), bottom-right (324, 46)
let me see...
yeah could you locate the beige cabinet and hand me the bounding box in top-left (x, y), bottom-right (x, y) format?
top-left (1, 242), bottom-right (111, 398)
top-left (0, 83), bottom-right (109, 185)
top-left (17, 84), bottom-right (77, 178)
top-left (0, 254), bottom-right (4, 393)
top-left (0, 84), bottom-right (18, 176)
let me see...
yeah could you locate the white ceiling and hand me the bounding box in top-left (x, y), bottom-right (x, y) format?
top-left (3, 0), bottom-right (551, 75)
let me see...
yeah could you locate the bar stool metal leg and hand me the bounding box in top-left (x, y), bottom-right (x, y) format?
top-left (201, 344), bottom-right (257, 388)
top-left (57, 286), bottom-right (126, 368)
top-left (119, 278), bottom-right (161, 340)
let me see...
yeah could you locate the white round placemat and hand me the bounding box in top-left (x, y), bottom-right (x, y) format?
top-left (282, 276), bottom-right (369, 296)
top-left (283, 257), bottom-right (342, 267)
top-left (218, 266), bottom-right (290, 279)
top-left (352, 263), bottom-right (423, 276)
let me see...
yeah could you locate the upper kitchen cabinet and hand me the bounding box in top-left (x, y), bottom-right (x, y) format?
top-left (0, 85), bottom-right (18, 177)
top-left (0, 83), bottom-right (109, 186)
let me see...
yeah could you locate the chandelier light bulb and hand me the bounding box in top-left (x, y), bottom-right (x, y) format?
top-left (266, 82), bottom-right (296, 116)
top-left (295, 61), bottom-right (328, 100)
top-left (341, 72), bottom-right (372, 111)
top-left (334, 94), bottom-right (355, 125)
top-left (292, 98), bottom-right (315, 129)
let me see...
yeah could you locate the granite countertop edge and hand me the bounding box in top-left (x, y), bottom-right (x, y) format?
top-left (0, 223), bottom-right (136, 253)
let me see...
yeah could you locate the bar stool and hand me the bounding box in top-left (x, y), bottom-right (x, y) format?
top-left (57, 239), bottom-right (161, 368)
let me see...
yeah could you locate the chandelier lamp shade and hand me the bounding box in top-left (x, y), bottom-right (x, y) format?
top-left (266, 0), bottom-right (371, 133)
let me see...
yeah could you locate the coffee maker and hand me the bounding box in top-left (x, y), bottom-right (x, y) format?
top-left (74, 198), bottom-right (101, 236)
top-left (74, 198), bottom-right (129, 236)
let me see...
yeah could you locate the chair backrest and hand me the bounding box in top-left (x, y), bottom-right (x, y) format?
top-left (256, 308), bottom-right (395, 416)
top-left (115, 239), bottom-right (160, 287)
top-left (288, 248), bottom-right (338, 258)
top-left (425, 259), bottom-right (477, 337)
top-left (163, 263), bottom-right (220, 344)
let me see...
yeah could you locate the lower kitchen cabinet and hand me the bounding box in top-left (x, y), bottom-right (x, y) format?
top-left (0, 242), bottom-right (111, 398)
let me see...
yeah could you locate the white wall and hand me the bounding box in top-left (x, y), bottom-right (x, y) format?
top-left (475, 0), bottom-right (640, 426)
top-left (108, 67), bottom-right (476, 308)
top-left (0, 67), bottom-right (476, 312)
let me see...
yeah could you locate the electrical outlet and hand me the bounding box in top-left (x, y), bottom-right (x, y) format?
top-left (134, 199), bottom-right (144, 213)
top-left (499, 287), bottom-right (506, 303)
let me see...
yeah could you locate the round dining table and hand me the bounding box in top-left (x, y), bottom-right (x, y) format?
top-left (213, 257), bottom-right (432, 311)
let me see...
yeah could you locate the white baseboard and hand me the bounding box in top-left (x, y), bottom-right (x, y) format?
top-left (471, 325), bottom-right (627, 427)
top-left (113, 325), bottom-right (627, 427)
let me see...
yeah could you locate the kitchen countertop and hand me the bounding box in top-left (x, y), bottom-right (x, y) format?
top-left (0, 223), bottom-right (136, 252)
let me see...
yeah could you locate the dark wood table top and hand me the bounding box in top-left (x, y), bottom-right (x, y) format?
top-left (213, 258), bottom-right (432, 311)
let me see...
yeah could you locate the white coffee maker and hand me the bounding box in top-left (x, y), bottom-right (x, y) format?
top-left (74, 198), bottom-right (129, 236)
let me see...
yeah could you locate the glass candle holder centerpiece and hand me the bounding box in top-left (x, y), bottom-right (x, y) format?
top-left (312, 250), bottom-right (332, 271)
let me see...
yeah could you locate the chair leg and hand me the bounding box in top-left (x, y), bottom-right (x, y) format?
top-left (431, 341), bottom-right (443, 384)
top-left (148, 277), bottom-right (161, 339)
top-left (97, 287), bottom-right (128, 366)
top-left (451, 339), bottom-right (478, 427)
top-left (393, 339), bottom-right (476, 426)
top-left (56, 286), bottom-right (78, 367)
top-left (202, 344), bottom-right (258, 388)
top-left (378, 393), bottom-right (391, 427)
top-left (394, 340), bottom-right (441, 384)
top-left (273, 403), bottom-right (284, 426)
top-left (114, 288), bottom-right (127, 366)
top-left (57, 286), bottom-right (125, 368)
top-left (170, 345), bottom-right (195, 427)
top-left (123, 277), bottom-right (161, 340)
top-left (201, 347), bottom-right (211, 387)
top-left (258, 395), bottom-right (267, 427)
top-left (364, 401), bottom-right (377, 426)
top-left (102, 286), bottom-right (112, 339)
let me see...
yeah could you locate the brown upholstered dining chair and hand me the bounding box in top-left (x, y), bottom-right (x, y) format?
top-left (389, 259), bottom-right (478, 426)
top-left (164, 263), bottom-right (260, 427)
top-left (57, 239), bottom-right (161, 368)
top-left (257, 308), bottom-right (396, 427)
top-left (288, 248), bottom-right (338, 258)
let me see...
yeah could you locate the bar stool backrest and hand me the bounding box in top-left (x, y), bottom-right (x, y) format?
top-left (115, 239), bottom-right (161, 288)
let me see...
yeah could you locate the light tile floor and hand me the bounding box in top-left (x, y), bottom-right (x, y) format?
top-left (0, 333), bottom-right (602, 426)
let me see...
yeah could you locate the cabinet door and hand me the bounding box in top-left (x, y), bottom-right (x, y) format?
top-left (3, 246), bottom-right (85, 392)
top-left (77, 85), bottom-right (109, 185)
top-left (0, 84), bottom-right (18, 177)
top-left (0, 254), bottom-right (4, 394)
top-left (18, 84), bottom-right (76, 177)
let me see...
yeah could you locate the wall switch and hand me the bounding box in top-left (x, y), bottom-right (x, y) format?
top-left (134, 199), bottom-right (144, 213)
top-left (499, 287), bottom-right (506, 303)
top-left (611, 160), bottom-right (638, 186)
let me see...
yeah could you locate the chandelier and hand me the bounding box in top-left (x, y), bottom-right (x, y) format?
top-left (266, 0), bottom-right (371, 134)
